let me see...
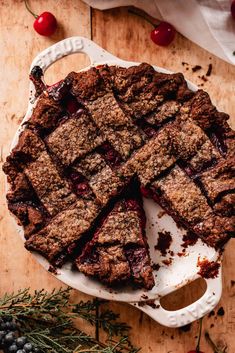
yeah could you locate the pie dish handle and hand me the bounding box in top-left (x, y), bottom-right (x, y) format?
top-left (27, 36), bottom-right (126, 104)
top-left (134, 272), bottom-right (222, 328)
top-left (30, 36), bottom-right (125, 74)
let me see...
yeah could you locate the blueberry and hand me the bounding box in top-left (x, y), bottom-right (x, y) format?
top-left (3, 315), bottom-right (13, 322)
top-left (0, 330), bottom-right (6, 340)
top-left (16, 350), bottom-right (26, 353)
top-left (10, 322), bottom-right (18, 331)
top-left (4, 332), bottom-right (16, 345)
top-left (5, 321), bottom-right (13, 330)
top-left (0, 322), bottom-right (7, 330)
top-left (16, 337), bottom-right (27, 348)
top-left (24, 343), bottom-right (33, 352)
top-left (8, 344), bottom-right (18, 352)
top-left (33, 348), bottom-right (41, 353)
top-left (0, 331), bottom-right (7, 344)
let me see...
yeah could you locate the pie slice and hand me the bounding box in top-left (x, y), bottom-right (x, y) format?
top-left (76, 188), bottom-right (154, 289)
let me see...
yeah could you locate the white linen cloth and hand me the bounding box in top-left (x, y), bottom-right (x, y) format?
top-left (83, 0), bottom-right (235, 65)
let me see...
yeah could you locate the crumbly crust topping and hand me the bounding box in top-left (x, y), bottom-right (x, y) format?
top-left (25, 151), bottom-right (76, 216)
top-left (188, 140), bottom-right (220, 171)
top-left (86, 92), bottom-right (144, 158)
top-left (145, 100), bottom-right (180, 126)
top-left (199, 158), bottom-right (235, 201)
top-left (73, 153), bottom-right (106, 179)
top-left (96, 211), bottom-right (143, 245)
top-left (78, 245), bottom-right (131, 284)
top-left (28, 93), bottom-right (63, 131)
top-left (25, 199), bottom-right (99, 261)
top-left (89, 165), bottom-right (123, 205)
top-left (119, 127), bottom-right (175, 185)
top-left (152, 165), bottom-right (211, 225)
top-left (46, 113), bottom-right (103, 165)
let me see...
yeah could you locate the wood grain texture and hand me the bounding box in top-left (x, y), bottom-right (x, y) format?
top-left (0, 2), bottom-right (234, 352)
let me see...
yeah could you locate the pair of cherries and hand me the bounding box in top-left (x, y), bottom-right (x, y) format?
top-left (25, 1), bottom-right (235, 48)
top-left (24, 0), bottom-right (175, 45)
top-left (24, 0), bottom-right (175, 44)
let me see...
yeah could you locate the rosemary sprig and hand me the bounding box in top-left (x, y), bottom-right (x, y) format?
top-left (0, 288), bottom-right (140, 353)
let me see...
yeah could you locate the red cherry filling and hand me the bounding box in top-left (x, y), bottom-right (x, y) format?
top-left (29, 66), bottom-right (45, 96)
top-left (66, 97), bottom-right (81, 114)
top-left (69, 171), bottom-right (92, 197)
top-left (125, 199), bottom-right (140, 211)
top-left (140, 186), bottom-right (152, 198)
top-left (208, 125), bottom-right (227, 156)
top-left (70, 172), bottom-right (84, 184)
top-left (98, 143), bottom-right (122, 167)
top-left (143, 126), bottom-right (157, 138)
top-left (75, 182), bottom-right (90, 196)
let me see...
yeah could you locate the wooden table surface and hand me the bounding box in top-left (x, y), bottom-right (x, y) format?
top-left (0, 1), bottom-right (235, 352)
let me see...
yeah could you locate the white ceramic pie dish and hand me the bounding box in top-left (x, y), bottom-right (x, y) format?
top-left (8, 36), bottom-right (222, 328)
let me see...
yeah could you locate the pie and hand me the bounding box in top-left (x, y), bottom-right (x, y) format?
top-left (3, 63), bottom-right (235, 289)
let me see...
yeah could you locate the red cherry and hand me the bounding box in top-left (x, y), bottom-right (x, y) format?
top-left (140, 186), bottom-right (151, 198)
top-left (66, 97), bottom-right (80, 114)
top-left (34, 12), bottom-right (57, 36)
top-left (76, 182), bottom-right (90, 196)
top-left (150, 22), bottom-right (176, 46)
top-left (231, 0), bottom-right (235, 19)
top-left (24, 0), bottom-right (57, 37)
top-left (125, 199), bottom-right (139, 211)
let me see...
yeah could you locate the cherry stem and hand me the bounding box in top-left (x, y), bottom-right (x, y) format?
top-left (205, 331), bottom-right (226, 353)
top-left (128, 9), bottom-right (159, 28)
top-left (24, 0), bottom-right (38, 19)
top-left (196, 318), bottom-right (203, 352)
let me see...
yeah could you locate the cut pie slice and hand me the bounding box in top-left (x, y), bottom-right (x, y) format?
top-left (76, 187), bottom-right (154, 289)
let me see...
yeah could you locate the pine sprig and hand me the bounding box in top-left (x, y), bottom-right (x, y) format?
top-left (0, 287), bottom-right (71, 318)
top-left (73, 299), bottom-right (130, 338)
top-left (0, 288), bottom-right (140, 353)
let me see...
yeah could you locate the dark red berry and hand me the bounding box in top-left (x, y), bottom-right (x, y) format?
top-left (66, 97), bottom-right (80, 114)
top-left (140, 186), bottom-right (151, 198)
top-left (76, 183), bottom-right (88, 192)
top-left (67, 242), bottom-right (77, 254)
top-left (70, 172), bottom-right (84, 184)
top-left (100, 143), bottom-right (111, 152)
top-left (76, 182), bottom-right (90, 196)
top-left (150, 22), bottom-right (175, 46)
top-left (231, 0), bottom-right (235, 19)
top-left (105, 150), bottom-right (119, 166)
top-left (99, 143), bottom-right (122, 167)
top-left (34, 12), bottom-right (57, 36)
top-left (125, 199), bottom-right (139, 211)
top-left (24, 1), bottom-right (57, 36)
top-left (143, 126), bottom-right (156, 137)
